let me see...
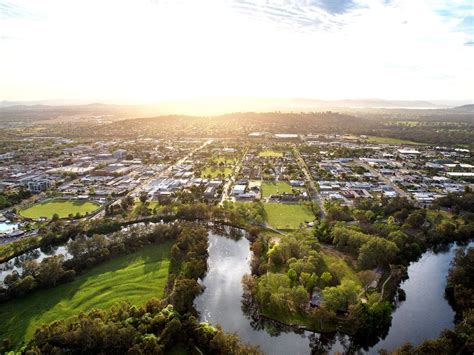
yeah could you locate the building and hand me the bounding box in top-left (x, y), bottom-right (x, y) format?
top-left (232, 184), bottom-right (247, 196)
top-left (113, 149), bottom-right (128, 160)
top-left (28, 179), bottom-right (51, 192)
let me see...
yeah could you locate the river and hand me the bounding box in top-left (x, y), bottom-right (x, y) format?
top-left (194, 232), bottom-right (471, 354)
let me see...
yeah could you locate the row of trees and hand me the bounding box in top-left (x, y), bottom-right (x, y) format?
top-left (0, 223), bottom-right (182, 302)
top-left (20, 301), bottom-right (261, 354)
top-left (387, 247), bottom-right (474, 354)
top-left (0, 187), bottom-right (31, 209)
top-left (331, 225), bottom-right (399, 269)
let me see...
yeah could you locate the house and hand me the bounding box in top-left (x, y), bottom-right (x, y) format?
top-left (310, 291), bottom-right (324, 308)
top-left (204, 186), bottom-right (216, 199)
top-left (232, 185), bottom-right (247, 196)
top-left (113, 149), bottom-right (127, 160)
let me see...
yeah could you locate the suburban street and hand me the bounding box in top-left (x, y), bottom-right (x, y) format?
top-left (356, 158), bottom-right (419, 206)
top-left (292, 145), bottom-right (326, 218)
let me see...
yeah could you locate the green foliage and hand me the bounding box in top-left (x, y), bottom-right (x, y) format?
top-left (446, 247), bottom-right (474, 316)
top-left (0, 243), bottom-right (172, 349)
top-left (19, 301), bottom-right (260, 354)
top-left (322, 279), bottom-right (360, 312)
top-left (358, 238), bottom-right (399, 269)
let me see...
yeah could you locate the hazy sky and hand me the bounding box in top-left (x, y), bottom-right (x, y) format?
top-left (1, 0), bottom-right (473, 103)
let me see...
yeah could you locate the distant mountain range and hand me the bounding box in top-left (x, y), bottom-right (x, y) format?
top-left (454, 104), bottom-right (474, 111)
top-left (1, 98), bottom-right (473, 119)
top-left (1, 98), bottom-right (472, 110)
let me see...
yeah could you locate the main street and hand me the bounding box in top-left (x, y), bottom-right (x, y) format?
top-left (92, 139), bottom-right (213, 219)
top-left (219, 146), bottom-right (248, 205)
top-left (356, 158), bottom-right (418, 206)
top-left (292, 145), bottom-right (326, 218)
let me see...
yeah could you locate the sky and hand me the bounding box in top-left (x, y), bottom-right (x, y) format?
top-left (0, 0), bottom-right (473, 104)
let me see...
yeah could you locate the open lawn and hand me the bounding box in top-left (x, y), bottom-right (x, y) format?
top-left (261, 181), bottom-right (295, 197)
top-left (426, 210), bottom-right (454, 223)
top-left (264, 203), bottom-right (315, 230)
top-left (366, 136), bottom-right (425, 145)
top-left (258, 150), bottom-right (283, 157)
top-left (133, 200), bottom-right (161, 216)
top-left (0, 242), bottom-right (172, 349)
top-left (321, 249), bottom-right (361, 286)
top-left (201, 167), bottom-right (233, 178)
top-left (212, 156), bottom-right (237, 165)
top-left (19, 199), bottom-right (101, 219)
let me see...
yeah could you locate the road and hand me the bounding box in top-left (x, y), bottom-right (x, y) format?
top-left (91, 139), bottom-right (213, 219)
top-left (292, 145), bottom-right (326, 218)
top-left (356, 158), bottom-right (418, 205)
top-left (219, 146), bottom-right (248, 205)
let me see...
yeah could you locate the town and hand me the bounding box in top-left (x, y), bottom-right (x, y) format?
top-left (1, 132), bottom-right (472, 242)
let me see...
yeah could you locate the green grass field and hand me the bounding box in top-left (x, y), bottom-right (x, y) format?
top-left (262, 181), bottom-right (296, 197)
top-left (201, 167), bottom-right (232, 178)
top-left (365, 136), bottom-right (425, 145)
top-left (258, 150), bottom-right (284, 157)
top-left (321, 250), bottom-right (361, 286)
top-left (212, 156), bottom-right (237, 165)
top-left (19, 199), bottom-right (101, 219)
top-left (0, 242), bottom-right (172, 349)
top-left (264, 203), bottom-right (315, 230)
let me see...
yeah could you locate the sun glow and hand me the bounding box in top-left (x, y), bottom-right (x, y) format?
top-left (1, 0), bottom-right (473, 104)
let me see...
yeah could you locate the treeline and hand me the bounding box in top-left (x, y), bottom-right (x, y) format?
top-left (1, 222), bottom-right (231, 353)
top-left (22, 301), bottom-right (261, 354)
top-left (387, 247), bottom-right (474, 355)
top-left (0, 223), bottom-right (182, 302)
top-left (47, 110), bottom-right (474, 145)
top-left (0, 201), bottom-right (265, 265)
top-left (0, 187), bottom-right (31, 209)
top-left (330, 225), bottom-right (399, 269)
top-left (434, 189), bottom-right (474, 213)
top-left (445, 247), bottom-right (474, 319)
top-left (323, 196), bottom-right (474, 266)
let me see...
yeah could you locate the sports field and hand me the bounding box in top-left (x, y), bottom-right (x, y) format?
top-left (264, 203), bottom-right (315, 230)
top-left (19, 199), bottom-right (101, 219)
top-left (212, 156), bottom-right (237, 164)
top-left (0, 242), bottom-right (172, 348)
top-left (258, 150), bottom-right (283, 157)
top-left (262, 181), bottom-right (296, 197)
top-left (201, 167), bottom-right (233, 178)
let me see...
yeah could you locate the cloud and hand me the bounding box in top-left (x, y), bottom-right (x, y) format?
top-left (0, 1), bottom-right (33, 20)
top-left (310, 0), bottom-right (357, 14)
top-left (229, 0), bottom-right (355, 33)
top-left (0, 0), bottom-right (472, 101)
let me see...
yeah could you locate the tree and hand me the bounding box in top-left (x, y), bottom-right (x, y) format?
top-left (320, 271), bottom-right (333, 287)
top-left (405, 211), bottom-right (425, 229)
top-left (121, 195), bottom-right (134, 210)
top-left (322, 279), bottom-right (360, 312)
top-left (288, 268), bottom-right (297, 287)
top-left (37, 255), bottom-right (65, 287)
top-left (358, 238), bottom-right (399, 269)
top-left (139, 192), bottom-right (148, 205)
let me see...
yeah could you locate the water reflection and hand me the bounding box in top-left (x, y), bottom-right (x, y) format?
top-left (195, 231), bottom-right (471, 354)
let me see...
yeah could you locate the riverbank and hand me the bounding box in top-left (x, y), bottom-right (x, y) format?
top-left (0, 242), bottom-right (172, 348)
